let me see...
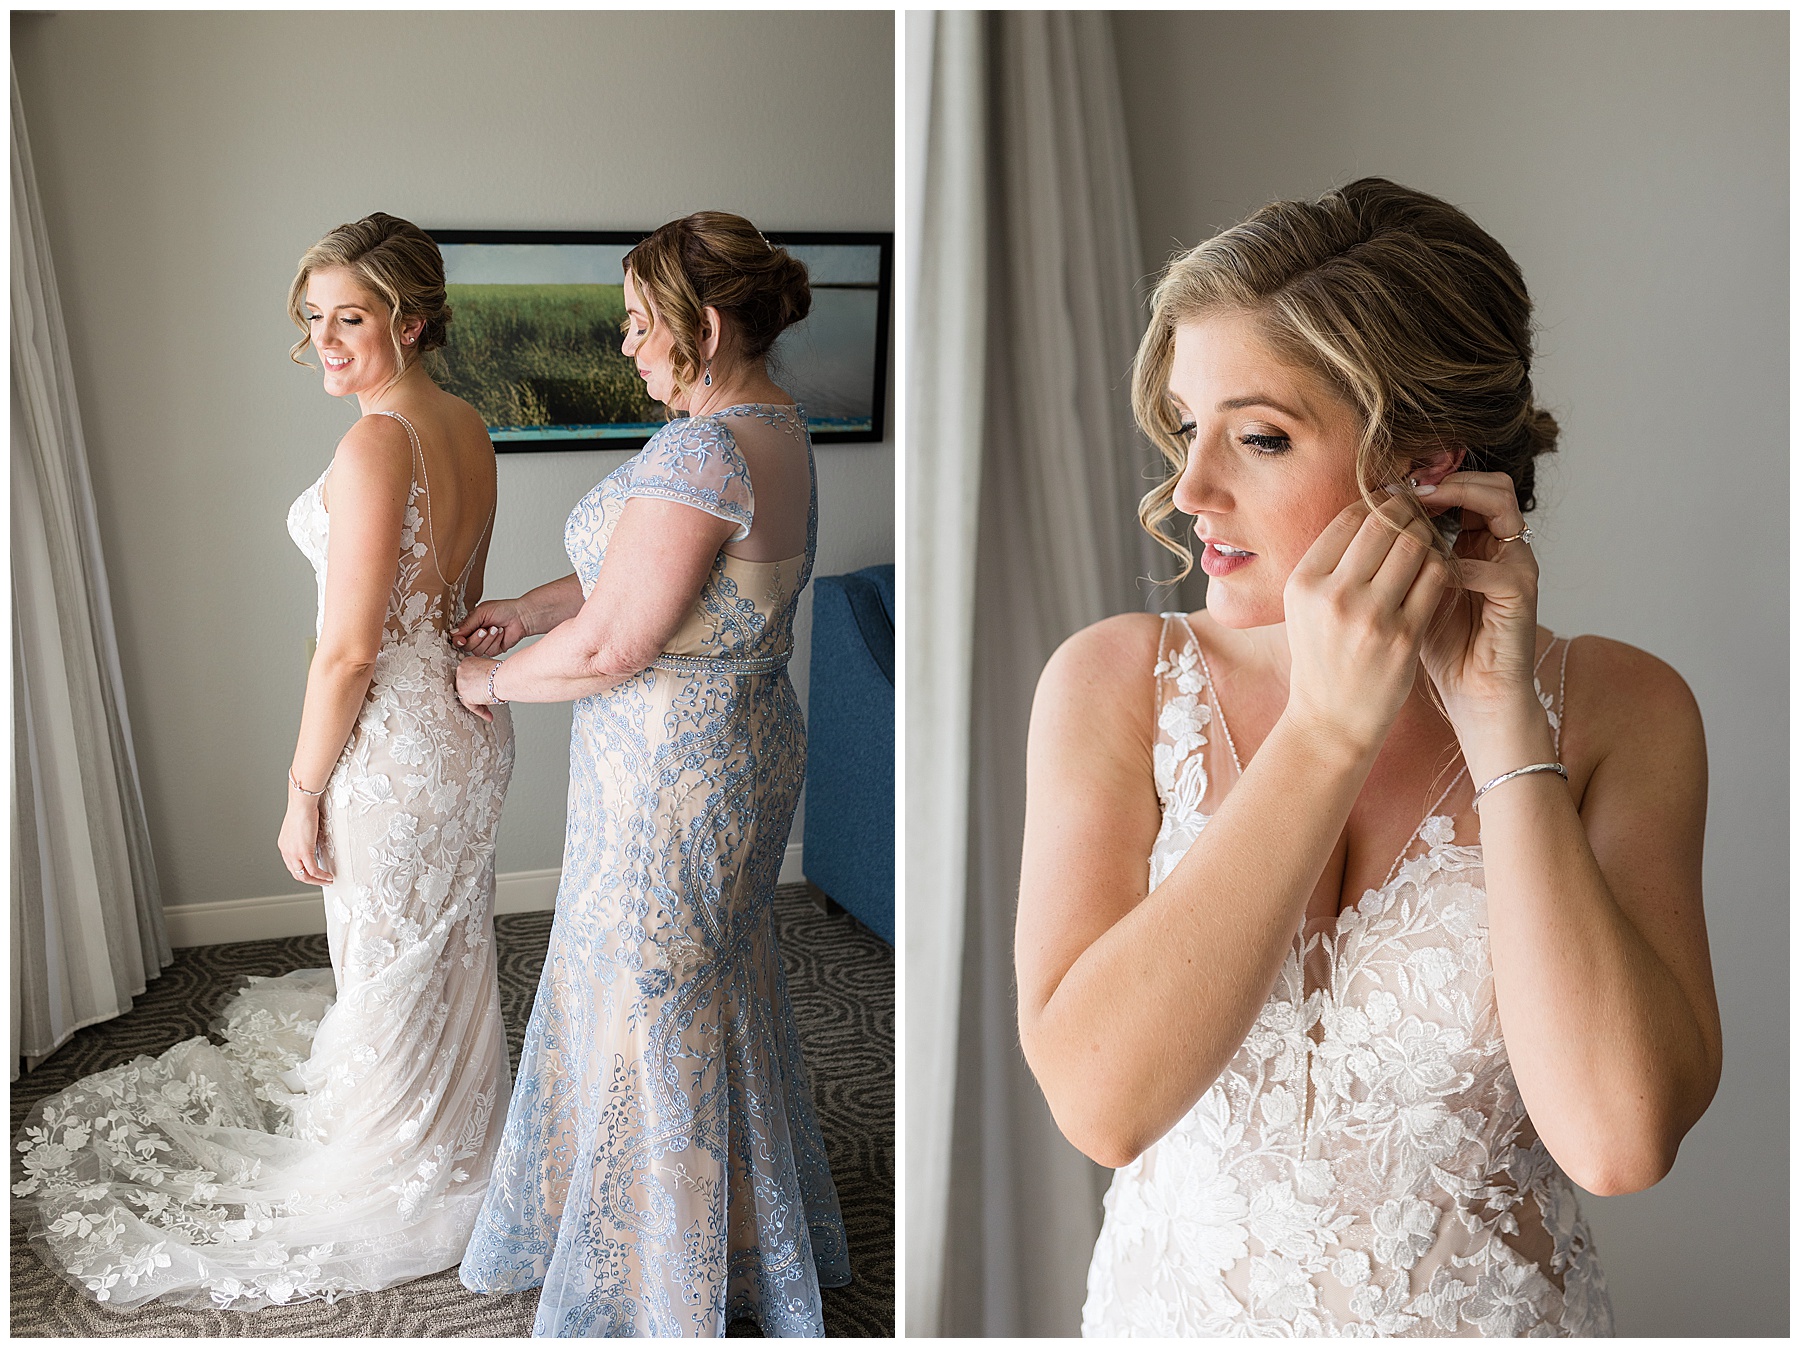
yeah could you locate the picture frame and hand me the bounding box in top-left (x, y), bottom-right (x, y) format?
top-left (428, 228), bottom-right (892, 450)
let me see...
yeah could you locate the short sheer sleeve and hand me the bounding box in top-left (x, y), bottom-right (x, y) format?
top-left (623, 416), bottom-right (754, 541)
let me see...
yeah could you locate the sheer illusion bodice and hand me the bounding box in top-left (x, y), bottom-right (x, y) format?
top-left (13, 410), bottom-right (515, 1310)
top-left (293, 409), bottom-right (498, 649)
top-left (460, 405), bottom-right (849, 1337)
top-left (1082, 614), bottom-right (1612, 1338)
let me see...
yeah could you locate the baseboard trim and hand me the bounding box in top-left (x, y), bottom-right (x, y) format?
top-left (164, 844), bottom-right (806, 947)
top-left (492, 868), bottom-right (562, 917)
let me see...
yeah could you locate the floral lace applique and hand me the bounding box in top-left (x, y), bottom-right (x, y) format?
top-left (1083, 617), bottom-right (1611, 1338)
top-left (459, 403), bottom-right (845, 1336)
top-left (14, 413), bottom-right (514, 1311)
top-left (616, 411), bottom-right (764, 542)
top-left (1149, 636), bottom-right (1216, 890)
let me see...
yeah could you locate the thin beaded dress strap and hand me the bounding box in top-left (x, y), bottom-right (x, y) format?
top-left (373, 410), bottom-right (440, 580)
top-left (454, 496), bottom-right (496, 594)
top-left (1377, 633), bottom-right (1567, 891)
top-left (1148, 615), bottom-right (1184, 805)
top-left (1551, 636), bottom-right (1573, 759)
top-left (376, 409), bottom-right (484, 594)
top-left (1158, 613), bottom-right (1245, 772)
top-left (1153, 612), bottom-right (1183, 723)
top-left (1188, 638), bottom-right (1243, 775)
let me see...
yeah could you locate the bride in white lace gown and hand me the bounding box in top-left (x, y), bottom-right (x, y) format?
top-left (13, 214), bottom-right (514, 1310)
top-left (1017, 181), bottom-right (1721, 1336)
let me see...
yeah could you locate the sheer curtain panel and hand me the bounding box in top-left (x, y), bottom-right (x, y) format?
top-left (941, 12), bottom-right (1167, 1336)
top-left (12, 62), bottom-right (170, 1078)
top-left (903, 10), bottom-right (989, 1335)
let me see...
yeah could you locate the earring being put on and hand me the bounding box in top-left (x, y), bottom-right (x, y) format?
top-left (703, 359), bottom-right (712, 388)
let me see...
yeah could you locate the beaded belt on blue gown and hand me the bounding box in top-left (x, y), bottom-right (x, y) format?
top-left (648, 651), bottom-right (789, 675)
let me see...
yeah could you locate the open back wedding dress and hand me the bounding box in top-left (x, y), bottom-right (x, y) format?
top-left (14, 410), bottom-right (514, 1310)
top-left (1081, 614), bottom-right (1612, 1337)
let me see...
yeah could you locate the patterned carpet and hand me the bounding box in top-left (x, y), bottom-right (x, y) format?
top-left (10, 883), bottom-right (893, 1337)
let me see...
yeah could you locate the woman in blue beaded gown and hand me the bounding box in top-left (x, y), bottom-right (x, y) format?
top-left (449, 213), bottom-right (849, 1337)
top-left (1017, 181), bottom-right (1720, 1336)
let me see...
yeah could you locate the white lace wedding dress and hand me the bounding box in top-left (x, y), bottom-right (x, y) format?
top-left (1082, 614), bottom-right (1613, 1337)
top-left (13, 410), bottom-right (515, 1310)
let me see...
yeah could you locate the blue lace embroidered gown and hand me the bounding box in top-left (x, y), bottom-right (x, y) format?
top-left (460, 405), bottom-right (850, 1336)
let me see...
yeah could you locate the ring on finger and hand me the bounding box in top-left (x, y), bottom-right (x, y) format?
top-left (1493, 524), bottom-right (1534, 545)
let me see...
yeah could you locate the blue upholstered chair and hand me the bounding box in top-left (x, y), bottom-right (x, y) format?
top-left (802, 563), bottom-right (894, 943)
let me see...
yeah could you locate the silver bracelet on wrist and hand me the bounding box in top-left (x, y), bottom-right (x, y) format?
top-left (288, 768), bottom-right (325, 797)
top-left (1471, 761), bottom-right (1566, 812)
top-left (487, 662), bottom-right (508, 705)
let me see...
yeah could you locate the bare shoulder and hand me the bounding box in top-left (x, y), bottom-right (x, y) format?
top-left (335, 412), bottom-right (414, 475)
top-left (1037, 612), bottom-right (1165, 706)
top-left (1033, 612), bottom-right (1168, 756)
top-left (1567, 635), bottom-right (1702, 734)
top-left (1564, 635), bottom-right (1705, 787)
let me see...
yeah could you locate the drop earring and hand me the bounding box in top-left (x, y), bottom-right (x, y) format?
top-left (703, 360), bottom-right (712, 388)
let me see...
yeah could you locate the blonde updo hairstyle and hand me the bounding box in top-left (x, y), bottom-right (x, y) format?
top-left (1133, 178), bottom-right (1559, 580)
top-left (622, 211), bottom-right (812, 400)
top-left (287, 212), bottom-right (452, 378)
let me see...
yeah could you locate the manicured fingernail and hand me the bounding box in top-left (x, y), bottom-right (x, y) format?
top-left (1383, 482), bottom-right (1405, 494)
top-left (1415, 484), bottom-right (1436, 496)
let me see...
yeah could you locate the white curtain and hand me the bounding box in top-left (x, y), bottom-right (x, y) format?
top-left (937, 12), bottom-right (1174, 1336)
top-left (12, 61), bottom-right (170, 1077)
top-left (903, 9), bottom-right (988, 1336)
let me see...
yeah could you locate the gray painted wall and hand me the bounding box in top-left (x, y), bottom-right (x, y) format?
top-left (14, 11), bottom-right (894, 915)
top-left (1113, 10), bottom-right (1785, 1336)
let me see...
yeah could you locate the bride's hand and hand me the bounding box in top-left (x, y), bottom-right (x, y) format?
top-left (456, 655), bottom-right (498, 723)
top-left (1280, 494), bottom-right (1449, 756)
top-left (1416, 471), bottom-right (1543, 734)
top-left (278, 793), bottom-right (333, 886)
top-left (453, 599), bottom-right (529, 657)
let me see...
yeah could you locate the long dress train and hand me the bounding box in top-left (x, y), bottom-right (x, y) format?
top-left (13, 410), bottom-right (515, 1309)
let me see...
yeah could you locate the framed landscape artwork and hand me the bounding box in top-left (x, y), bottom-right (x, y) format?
top-left (428, 229), bottom-right (892, 450)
